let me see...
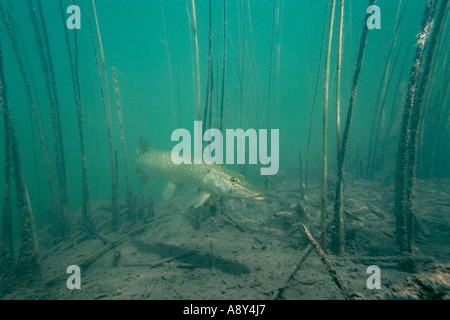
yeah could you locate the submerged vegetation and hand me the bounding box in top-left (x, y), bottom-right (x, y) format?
top-left (0, 0), bottom-right (449, 299)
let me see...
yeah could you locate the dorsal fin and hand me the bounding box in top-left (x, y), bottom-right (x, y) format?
top-left (139, 136), bottom-right (154, 154)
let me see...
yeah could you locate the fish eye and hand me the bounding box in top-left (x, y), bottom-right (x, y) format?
top-left (230, 177), bottom-right (238, 185)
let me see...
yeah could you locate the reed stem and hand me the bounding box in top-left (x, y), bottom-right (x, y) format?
top-left (0, 39), bottom-right (15, 292)
top-left (336, 0), bottom-right (344, 157)
top-left (190, 0), bottom-right (201, 120)
top-left (305, 3), bottom-right (330, 195)
top-left (320, 0), bottom-right (336, 250)
top-left (366, 0), bottom-right (406, 179)
top-left (332, 0), bottom-right (374, 255)
top-left (112, 66), bottom-right (132, 210)
top-left (58, 0), bottom-right (93, 230)
top-left (219, 0), bottom-right (227, 132)
top-left (160, 0), bottom-right (176, 129)
top-left (0, 37), bottom-right (40, 286)
top-left (88, 8), bottom-right (120, 232)
top-left (0, 2), bottom-right (58, 232)
top-left (404, 0), bottom-right (447, 253)
top-left (394, 0), bottom-right (439, 254)
top-left (267, 0), bottom-right (278, 130)
top-left (34, 0), bottom-right (70, 235)
top-left (202, 0), bottom-right (214, 134)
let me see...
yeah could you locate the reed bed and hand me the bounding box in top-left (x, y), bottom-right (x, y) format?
top-left (90, 0), bottom-right (120, 231)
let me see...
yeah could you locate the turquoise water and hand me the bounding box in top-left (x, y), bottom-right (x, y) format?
top-left (0, 0), bottom-right (449, 300)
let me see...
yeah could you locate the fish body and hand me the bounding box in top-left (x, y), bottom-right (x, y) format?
top-left (136, 137), bottom-right (265, 207)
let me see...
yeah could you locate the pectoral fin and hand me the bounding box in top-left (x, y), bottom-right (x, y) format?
top-left (192, 191), bottom-right (211, 208)
top-left (162, 180), bottom-right (182, 200)
top-left (141, 176), bottom-right (150, 187)
top-left (209, 193), bottom-right (221, 203)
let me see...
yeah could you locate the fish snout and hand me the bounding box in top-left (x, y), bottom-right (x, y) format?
top-left (253, 194), bottom-right (265, 200)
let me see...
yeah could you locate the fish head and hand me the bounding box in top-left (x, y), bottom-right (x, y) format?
top-left (204, 167), bottom-right (265, 200)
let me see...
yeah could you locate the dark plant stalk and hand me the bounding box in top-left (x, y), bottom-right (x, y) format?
top-left (34, 0), bottom-right (70, 235)
top-left (305, 2), bottom-right (330, 195)
top-left (419, 9), bottom-right (449, 178)
top-left (0, 37), bottom-right (40, 285)
top-left (0, 2), bottom-right (57, 229)
top-left (404, 0), bottom-right (448, 252)
top-left (58, 0), bottom-right (93, 229)
top-left (203, 0), bottom-right (214, 134)
top-left (366, 0), bottom-right (407, 179)
top-left (428, 80), bottom-right (449, 177)
top-left (0, 39), bottom-right (14, 293)
top-left (112, 66), bottom-right (132, 209)
top-left (384, 42), bottom-right (410, 145)
top-left (394, 0), bottom-right (439, 254)
top-left (332, 0), bottom-right (374, 255)
top-left (372, 41), bottom-right (404, 171)
top-left (299, 150), bottom-right (305, 201)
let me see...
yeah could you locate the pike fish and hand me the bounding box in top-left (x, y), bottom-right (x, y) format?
top-left (136, 137), bottom-right (265, 208)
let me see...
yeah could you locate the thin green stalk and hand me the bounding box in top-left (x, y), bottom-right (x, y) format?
top-left (266, 0), bottom-right (278, 130)
top-left (88, 11), bottom-right (120, 232)
top-left (366, 0), bottom-right (407, 179)
top-left (190, 0), bottom-right (201, 120)
top-left (336, 0), bottom-right (344, 157)
top-left (160, 0), bottom-right (176, 129)
top-left (332, 0), bottom-right (374, 255)
top-left (112, 67), bottom-right (132, 210)
top-left (219, 0), bottom-right (227, 132)
top-left (320, 0), bottom-right (336, 250)
top-left (305, 2), bottom-right (330, 195)
top-left (203, 0), bottom-right (214, 134)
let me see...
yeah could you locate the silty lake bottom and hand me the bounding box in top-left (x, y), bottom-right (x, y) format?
top-left (0, 0), bottom-right (449, 300)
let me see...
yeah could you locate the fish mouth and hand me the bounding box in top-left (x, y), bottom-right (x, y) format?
top-left (251, 194), bottom-right (265, 200)
top-left (240, 191), bottom-right (265, 200)
top-left (231, 182), bottom-right (265, 200)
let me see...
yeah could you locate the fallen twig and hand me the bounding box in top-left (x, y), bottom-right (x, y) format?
top-left (44, 218), bottom-right (169, 287)
top-left (303, 225), bottom-right (352, 300)
top-left (331, 254), bottom-right (432, 265)
top-left (270, 244), bottom-right (312, 300)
